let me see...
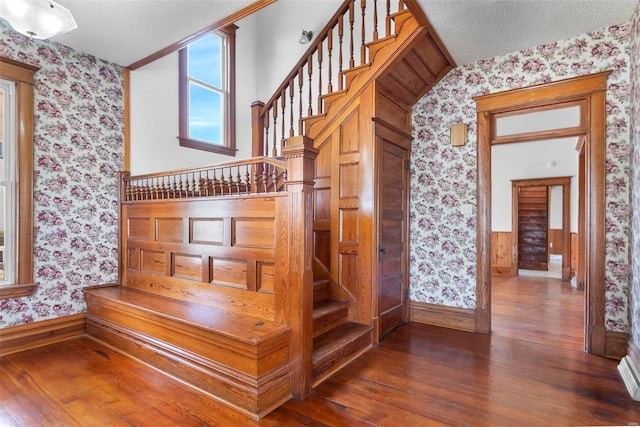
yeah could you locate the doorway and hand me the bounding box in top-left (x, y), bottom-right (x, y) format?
top-left (474, 72), bottom-right (609, 355)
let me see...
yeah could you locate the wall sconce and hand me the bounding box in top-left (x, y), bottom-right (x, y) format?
top-left (450, 123), bottom-right (468, 147)
top-left (0, 0), bottom-right (77, 39)
top-left (299, 30), bottom-right (313, 45)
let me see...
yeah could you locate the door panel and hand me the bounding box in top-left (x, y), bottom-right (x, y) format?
top-left (518, 186), bottom-right (549, 271)
top-left (378, 139), bottom-right (408, 337)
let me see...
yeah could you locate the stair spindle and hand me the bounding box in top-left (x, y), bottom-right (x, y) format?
top-left (289, 77), bottom-right (295, 137)
top-left (360, 0), bottom-right (367, 64)
top-left (317, 40), bottom-right (323, 114)
top-left (272, 107), bottom-right (278, 157)
top-left (327, 29), bottom-right (333, 93)
top-left (386, 0), bottom-right (391, 36)
top-left (298, 67), bottom-right (304, 135)
top-left (280, 90), bottom-right (286, 149)
top-left (338, 15), bottom-right (344, 91)
top-left (349, 1), bottom-right (355, 68)
top-left (307, 55), bottom-right (313, 117)
top-left (373, 0), bottom-right (378, 40)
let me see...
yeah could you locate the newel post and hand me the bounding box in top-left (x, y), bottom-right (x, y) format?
top-left (251, 101), bottom-right (265, 157)
top-left (281, 135), bottom-right (317, 399)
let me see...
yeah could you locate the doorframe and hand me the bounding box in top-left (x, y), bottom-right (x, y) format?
top-left (511, 177), bottom-right (572, 280)
top-left (474, 72), bottom-right (609, 355)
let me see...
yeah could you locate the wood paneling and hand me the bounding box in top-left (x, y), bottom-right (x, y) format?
top-left (549, 228), bottom-right (563, 255)
top-left (571, 232), bottom-right (578, 272)
top-left (491, 231), bottom-right (513, 275)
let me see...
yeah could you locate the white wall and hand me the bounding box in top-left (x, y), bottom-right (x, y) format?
top-left (491, 137), bottom-right (579, 232)
top-left (130, 13), bottom-right (259, 174)
top-left (129, 1), bottom-right (340, 174)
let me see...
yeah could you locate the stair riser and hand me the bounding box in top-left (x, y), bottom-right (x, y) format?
top-left (313, 306), bottom-right (349, 338)
top-left (313, 283), bottom-right (329, 303)
top-left (312, 330), bottom-right (371, 379)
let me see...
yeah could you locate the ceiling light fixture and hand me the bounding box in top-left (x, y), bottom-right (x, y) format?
top-left (0, 0), bottom-right (77, 40)
top-left (299, 30), bottom-right (313, 45)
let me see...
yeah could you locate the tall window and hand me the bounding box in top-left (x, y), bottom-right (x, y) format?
top-left (179, 26), bottom-right (236, 156)
top-left (0, 57), bottom-right (36, 298)
top-left (0, 79), bottom-right (16, 285)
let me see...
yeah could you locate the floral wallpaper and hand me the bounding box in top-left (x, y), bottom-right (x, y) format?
top-left (0, 21), bottom-right (124, 327)
top-left (410, 24), bottom-right (632, 332)
top-left (630, 4), bottom-right (640, 347)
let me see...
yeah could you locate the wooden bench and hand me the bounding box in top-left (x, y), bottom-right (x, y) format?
top-left (84, 284), bottom-right (291, 420)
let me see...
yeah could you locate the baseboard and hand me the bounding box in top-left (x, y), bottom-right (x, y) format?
top-left (491, 264), bottom-right (514, 276)
top-left (605, 330), bottom-right (628, 360)
top-left (618, 341), bottom-right (640, 401)
top-left (409, 301), bottom-right (475, 332)
top-left (0, 313), bottom-right (85, 357)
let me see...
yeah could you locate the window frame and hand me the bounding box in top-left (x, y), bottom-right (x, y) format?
top-left (0, 56), bottom-right (37, 299)
top-left (178, 25), bottom-right (237, 156)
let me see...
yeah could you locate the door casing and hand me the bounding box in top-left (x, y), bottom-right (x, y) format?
top-left (474, 72), bottom-right (609, 355)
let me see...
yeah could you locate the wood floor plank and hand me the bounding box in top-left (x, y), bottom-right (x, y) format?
top-left (1, 274), bottom-right (639, 426)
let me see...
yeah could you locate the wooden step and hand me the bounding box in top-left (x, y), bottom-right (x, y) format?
top-left (312, 322), bottom-right (372, 386)
top-left (313, 278), bottom-right (329, 303)
top-left (319, 89), bottom-right (348, 112)
top-left (366, 34), bottom-right (397, 62)
top-left (83, 285), bottom-right (291, 420)
top-left (390, 8), bottom-right (413, 31)
top-left (342, 63), bottom-right (371, 89)
top-left (313, 299), bottom-right (349, 338)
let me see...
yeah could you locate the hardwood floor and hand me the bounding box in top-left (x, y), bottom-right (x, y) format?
top-left (1, 277), bottom-right (638, 426)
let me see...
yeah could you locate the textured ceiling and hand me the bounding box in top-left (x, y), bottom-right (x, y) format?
top-left (42, 0), bottom-right (637, 67)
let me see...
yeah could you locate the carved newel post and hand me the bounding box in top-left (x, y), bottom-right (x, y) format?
top-left (281, 135), bottom-right (318, 399)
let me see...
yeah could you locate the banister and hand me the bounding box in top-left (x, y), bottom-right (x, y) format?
top-left (259, 0), bottom-right (353, 115)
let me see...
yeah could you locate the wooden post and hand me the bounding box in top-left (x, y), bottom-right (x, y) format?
top-left (281, 135), bottom-right (317, 399)
top-left (251, 101), bottom-right (265, 157)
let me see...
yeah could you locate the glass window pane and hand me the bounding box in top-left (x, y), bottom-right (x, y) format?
top-left (188, 33), bottom-right (222, 88)
top-left (496, 106), bottom-right (581, 137)
top-left (189, 83), bottom-right (223, 144)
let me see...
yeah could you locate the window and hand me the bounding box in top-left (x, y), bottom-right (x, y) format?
top-left (0, 79), bottom-right (16, 285)
top-left (179, 26), bottom-right (236, 156)
top-left (0, 57), bottom-right (36, 299)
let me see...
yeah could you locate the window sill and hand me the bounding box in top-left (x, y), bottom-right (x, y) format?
top-left (178, 137), bottom-right (237, 156)
top-left (0, 283), bottom-right (37, 299)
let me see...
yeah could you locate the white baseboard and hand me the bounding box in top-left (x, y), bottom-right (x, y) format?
top-left (618, 354), bottom-right (640, 401)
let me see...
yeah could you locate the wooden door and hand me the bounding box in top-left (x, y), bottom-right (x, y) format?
top-left (377, 139), bottom-right (409, 337)
top-left (517, 186), bottom-right (549, 271)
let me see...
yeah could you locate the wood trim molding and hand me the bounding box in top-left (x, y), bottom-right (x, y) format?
top-left (0, 283), bottom-right (37, 299)
top-left (474, 72), bottom-right (609, 354)
top-left (128, 0), bottom-right (276, 70)
top-left (409, 301), bottom-right (475, 332)
top-left (604, 330), bottom-right (628, 360)
top-left (0, 56), bottom-right (37, 293)
top-left (0, 313), bottom-right (85, 356)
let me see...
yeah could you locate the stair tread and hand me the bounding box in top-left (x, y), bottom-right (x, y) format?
top-left (312, 322), bottom-right (372, 364)
top-left (313, 299), bottom-right (348, 317)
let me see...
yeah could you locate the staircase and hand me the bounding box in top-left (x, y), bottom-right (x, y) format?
top-left (311, 279), bottom-right (372, 387)
top-left (251, 0), bottom-right (455, 396)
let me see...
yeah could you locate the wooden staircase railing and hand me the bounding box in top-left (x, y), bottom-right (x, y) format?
top-left (251, 0), bottom-right (408, 157)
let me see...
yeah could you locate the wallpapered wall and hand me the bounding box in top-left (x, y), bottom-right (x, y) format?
top-left (630, 4), bottom-right (640, 347)
top-left (410, 24), bottom-right (632, 332)
top-left (0, 22), bottom-right (124, 327)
